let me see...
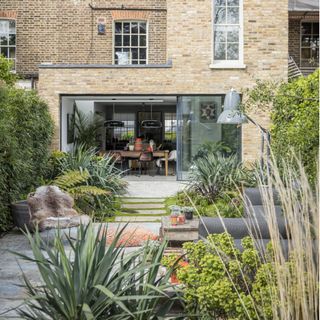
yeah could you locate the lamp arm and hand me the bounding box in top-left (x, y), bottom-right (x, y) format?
top-left (245, 115), bottom-right (268, 133)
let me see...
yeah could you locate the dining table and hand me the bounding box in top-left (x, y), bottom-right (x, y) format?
top-left (107, 150), bottom-right (170, 176)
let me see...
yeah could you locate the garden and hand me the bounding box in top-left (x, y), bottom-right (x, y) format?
top-left (0, 53), bottom-right (318, 319)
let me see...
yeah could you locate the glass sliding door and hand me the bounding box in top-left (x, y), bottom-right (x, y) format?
top-left (176, 95), bottom-right (241, 180)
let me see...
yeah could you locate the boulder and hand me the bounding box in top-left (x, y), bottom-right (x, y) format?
top-left (27, 186), bottom-right (90, 231)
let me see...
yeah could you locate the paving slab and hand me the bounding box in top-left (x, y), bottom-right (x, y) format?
top-left (122, 203), bottom-right (165, 209)
top-left (122, 198), bottom-right (165, 203)
top-left (115, 216), bottom-right (162, 222)
top-left (121, 209), bottom-right (167, 215)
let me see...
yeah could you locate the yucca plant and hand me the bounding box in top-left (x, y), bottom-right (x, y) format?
top-left (14, 224), bottom-right (181, 319)
top-left (188, 153), bottom-right (255, 202)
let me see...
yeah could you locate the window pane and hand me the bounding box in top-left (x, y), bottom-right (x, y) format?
top-left (131, 22), bottom-right (138, 34)
top-left (227, 0), bottom-right (239, 5)
top-left (131, 35), bottom-right (138, 46)
top-left (9, 47), bottom-right (15, 58)
top-left (9, 34), bottom-right (15, 45)
top-left (313, 23), bottom-right (319, 35)
top-left (0, 35), bottom-right (8, 45)
top-left (0, 21), bottom-right (8, 33)
top-left (9, 20), bottom-right (15, 33)
top-left (301, 48), bottom-right (311, 59)
top-left (227, 26), bottom-right (239, 42)
top-left (227, 43), bottom-right (239, 59)
top-left (301, 23), bottom-right (312, 35)
top-left (139, 23), bottom-right (146, 34)
top-left (115, 35), bottom-right (122, 46)
top-left (214, 42), bottom-right (226, 59)
top-left (132, 60), bottom-right (138, 64)
top-left (313, 36), bottom-right (319, 47)
top-left (311, 48), bottom-right (319, 59)
top-left (115, 22), bottom-right (122, 34)
top-left (131, 48), bottom-right (138, 59)
top-left (140, 60), bottom-right (146, 64)
top-left (140, 35), bottom-right (146, 46)
top-left (139, 48), bottom-right (146, 59)
top-left (1, 47), bottom-right (8, 58)
top-left (214, 28), bottom-right (226, 42)
top-left (123, 35), bottom-right (130, 46)
top-left (227, 7), bottom-right (239, 24)
top-left (215, 0), bottom-right (226, 5)
top-left (123, 23), bottom-right (130, 33)
top-left (214, 7), bottom-right (226, 24)
top-left (301, 35), bottom-right (311, 46)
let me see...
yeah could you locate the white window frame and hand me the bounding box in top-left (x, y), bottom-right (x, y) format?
top-left (112, 20), bottom-right (148, 65)
top-left (0, 19), bottom-right (16, 71)
top-left (210, 0), bottom-right (245, 69)
top-left (300, 20), bottom-right (319, 69)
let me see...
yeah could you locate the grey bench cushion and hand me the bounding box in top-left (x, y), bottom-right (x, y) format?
top-left (244, 205), bottom-right (283, 219)
top-left (199, 216), bottom-right (288, 239)
top-left (244, 187), bottom-right (281, 206)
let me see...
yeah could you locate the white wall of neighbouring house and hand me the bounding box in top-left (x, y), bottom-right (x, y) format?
top-left (61, 98), bottom-right (95, 152)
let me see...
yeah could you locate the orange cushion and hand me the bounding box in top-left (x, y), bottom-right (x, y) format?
top-left (100, 226), bottom-right (158, 247)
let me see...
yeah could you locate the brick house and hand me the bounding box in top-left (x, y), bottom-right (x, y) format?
top-left (0, 0), bottom-right (318, 179)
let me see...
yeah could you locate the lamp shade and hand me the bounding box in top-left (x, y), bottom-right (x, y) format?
top-left (104, 120), bottom-right (124, 128)
top-left (217, 89), bottom-right (247, 124)
top-left (141, 120), bottom-right (163, 129)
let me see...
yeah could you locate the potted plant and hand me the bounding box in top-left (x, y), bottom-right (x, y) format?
top-left (161, 254), bottom-right (189, 284)
top-left (182, 206), bottom-right (194, 220)
top-left (11, 200), bottom-right (32, 230)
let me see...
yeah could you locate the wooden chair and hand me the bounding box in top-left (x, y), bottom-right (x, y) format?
top-left (137, 152), bottom-right (154, 176)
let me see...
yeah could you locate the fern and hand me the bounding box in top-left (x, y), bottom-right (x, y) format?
top-left (68, 185), bottom-right (109, 199)
top-left (53, 170), bottom-right (89, 190)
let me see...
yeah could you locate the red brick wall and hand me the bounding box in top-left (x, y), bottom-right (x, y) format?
top-left (0, 1), bottom-right (167, 76)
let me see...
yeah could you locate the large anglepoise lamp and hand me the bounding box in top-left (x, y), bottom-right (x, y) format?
top-left (217, 89), bottom-right (271, 174)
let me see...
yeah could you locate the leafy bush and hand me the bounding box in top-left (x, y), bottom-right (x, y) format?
top-left (52, 170), bottom-right (110, 215)
top-left (188, 153), bottom-right (255, 202)
top-left (178, 234), bottom-right (276, 319)
top-left (166, 191), bottom-right (243, 218)
top-left (47, 146), bottom-right (127, 218)
top-left (0, 56), bottom-right (17, 85)
top-left (193, 141), bottom-right (232, 161)
top-left (15, 224), bottom-right (179, 319)
top-left (0, 85), bottom-right (53, 232)
top-left (271, 70), bottom-right (319, 183)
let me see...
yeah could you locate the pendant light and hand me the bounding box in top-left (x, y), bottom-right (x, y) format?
top-left (141, 102), bottom-right (162, 129)
top-left (104, 103), bottom-right (124, 128)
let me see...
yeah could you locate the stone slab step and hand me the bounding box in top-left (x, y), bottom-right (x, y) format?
top-left (121, 198), bottom-right (165, 203)
top-left (122, 203), bottom-right (165, 209)
top-left (115, 216), bottom-right (162, 222)
top-left (120, 209), bottom-right (167, 215)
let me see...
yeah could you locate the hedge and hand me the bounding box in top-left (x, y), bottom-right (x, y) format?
top-left (0, 85), bottom-right (54, 232)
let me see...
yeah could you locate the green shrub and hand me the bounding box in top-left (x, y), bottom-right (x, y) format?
top-left (47, 146), bottom-right (127, 218)
top-left (193, 141), bottom-right (232, 161)
top-left (178, 233), bottom-right (276, 320)
top-left (271, 70), bottom-right (319, 183)
top-left (15, 224), bottom-right (179, 319)
top-left (188, 153), bottom-right (255, 202)
top-left (0, 85), bottom-right (53, 232)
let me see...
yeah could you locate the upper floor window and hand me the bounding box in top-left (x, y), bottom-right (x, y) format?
top-left (301, 22), bottom-right (319, 68)
top-left (212, 0), bottom-right (244, 68)
top-left (0, 20), bottom-right (16, 70)
top-left (114, 21), bottom-right (147, 65)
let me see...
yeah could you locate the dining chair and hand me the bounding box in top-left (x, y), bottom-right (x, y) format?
top-left (110, 152), bottom-right (126, 172)
top-left (156, 150), bottom-right (177, 175)
top-left (137, 151), bottom-right (154, 176)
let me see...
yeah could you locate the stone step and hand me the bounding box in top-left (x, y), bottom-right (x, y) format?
top-left (120, 209), bottom-right (167, 215)
top-left (115, 216), bottom-right (162, 222)
top-left (121, 198), bottom-right (165, 203)
top-left (122, 203), bottom-right (165, 209)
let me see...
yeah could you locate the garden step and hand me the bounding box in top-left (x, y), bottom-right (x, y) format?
top-left (115, 216), bottom-right (162, 222)
top-left (121, 198), bottom-right (165, 203)
top-left (120, 209), bottom-right (167, 215)
top-left (122, 203), bottom-right (165, 209)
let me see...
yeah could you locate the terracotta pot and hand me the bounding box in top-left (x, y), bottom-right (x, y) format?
top-left (170, 272), bottom-right (179, 284)
top-left (134, 138), bottom-right (143, 151)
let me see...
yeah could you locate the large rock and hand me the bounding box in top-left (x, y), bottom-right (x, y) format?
top-left (27, 186), bottom-right (90, 231)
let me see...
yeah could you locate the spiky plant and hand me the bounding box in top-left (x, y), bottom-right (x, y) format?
top-left (188, 153), bottom-right (255, 202)
top-left (14, 224), bottom-right (182, 319)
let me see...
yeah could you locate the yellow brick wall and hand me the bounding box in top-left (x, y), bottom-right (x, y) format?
top-left (37, 0), bottom-right (288, 163)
